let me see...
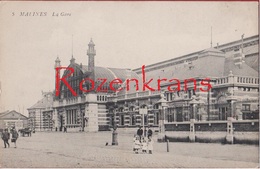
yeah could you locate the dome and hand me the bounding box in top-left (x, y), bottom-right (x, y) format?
top-left (81, 65), bottom-right (139, 83)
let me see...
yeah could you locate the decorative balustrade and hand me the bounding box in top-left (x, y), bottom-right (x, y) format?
top-left (107, 97), bottom-right (116, 102)
top-left (116, 90), bottom-right (161, 101)
top-left (54, 96), bottom-right (85, 107)
top-left (215, 76), bottom-right (259, 86)
top-left (117, 95), bottom-right (125, 100)
top-left (236, 76), bottom-right (259, 84)
top-left (151, 90), bottom-right (161, 95)
top-left (127, 93), bottom-right (136, 99)
top-left (138, 91), bottom-right (149, 97)
top-left (215, 76), bottom-right (229, 84)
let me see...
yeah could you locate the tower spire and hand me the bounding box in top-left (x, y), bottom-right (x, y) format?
top-left (70, 34), bottom-right (75, 64)
top-left (87, 38), bottom-right (96, 81)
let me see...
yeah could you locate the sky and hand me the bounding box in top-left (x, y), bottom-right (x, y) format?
top-left (0, 1), bottom-right (258, 116)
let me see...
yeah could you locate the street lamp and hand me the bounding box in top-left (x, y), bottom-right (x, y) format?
top-left (157, 94), bottom-right (168, 142)
top-left (112, 104), bottom-right (118, 146)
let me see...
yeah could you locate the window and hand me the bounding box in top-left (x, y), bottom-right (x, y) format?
top-left (154, 112), bottom-right (159, 125)
top-left (131, 115), bottom-right (136, 126)
top-left (242, 104), bottom-right (250, 111)
top-left (120, 115), bottom-right (124, 125)
top-left (144, 114), bottom-right (148, 125)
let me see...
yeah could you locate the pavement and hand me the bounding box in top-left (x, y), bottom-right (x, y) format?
top-left (0, 131), bottom-right (259, 168)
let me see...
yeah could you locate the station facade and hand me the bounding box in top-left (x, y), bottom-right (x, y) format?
top-left (28, 35), bottom-right (259, 132)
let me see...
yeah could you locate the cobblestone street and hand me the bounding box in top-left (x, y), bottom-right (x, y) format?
top-left (0, 131), bottom-right (258, 168)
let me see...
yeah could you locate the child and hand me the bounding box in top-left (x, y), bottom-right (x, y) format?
top-left (147, 138), bottom-right (153, 154)
top-left (132, 135), bottom-right (136, 151)
top-left (141, 138), bottom-right (147, 153)
top-left (134, 136), bottom-right (141, 154)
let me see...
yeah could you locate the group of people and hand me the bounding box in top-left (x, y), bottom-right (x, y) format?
top-left (133, 126), bottom-right (154, 154)
top-left (1, 127), bottom-right (19, 148)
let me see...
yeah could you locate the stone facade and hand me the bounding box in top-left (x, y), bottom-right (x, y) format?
top-left (0, 110), bottom-right (28, 131)
top-left (29, 35), bottom-right (259, 132)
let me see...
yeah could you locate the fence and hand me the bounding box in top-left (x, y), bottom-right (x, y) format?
top-left (163, 119), bottom-right (259, 144)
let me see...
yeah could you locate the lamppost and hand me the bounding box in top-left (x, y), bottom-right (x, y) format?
top-left (157, 94), bottom-right (168, 142)
top-left (112, 102), bottom-right (118, 146)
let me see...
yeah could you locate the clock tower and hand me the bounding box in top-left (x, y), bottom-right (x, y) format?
top-left (86, 39), bottom-right (98, 132)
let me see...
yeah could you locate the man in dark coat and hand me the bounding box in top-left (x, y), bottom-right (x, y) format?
top-left (136, 126), bottom-right (143, 141)
top-left (147, 127), bottom-right (153, 139)
top-left (1, 129), bottom-right (10, 148)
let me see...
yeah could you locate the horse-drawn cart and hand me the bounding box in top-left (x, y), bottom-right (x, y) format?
top-left (19, 128), bottom-right (32, 137)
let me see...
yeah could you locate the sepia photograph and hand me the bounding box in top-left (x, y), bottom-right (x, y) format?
top-left (0, 1), bottom-right (259, 168)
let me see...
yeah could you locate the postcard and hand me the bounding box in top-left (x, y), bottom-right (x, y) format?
top-left (0, 1), bottom-right (259, 168)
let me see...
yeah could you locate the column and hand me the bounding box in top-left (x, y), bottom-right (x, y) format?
top-left (136, 114), bottom-right (141, 126)
top-left (85, 93), bottom-right (99, 132)
top-left (173, 108), bottom-right (177, 122)
top-left (189, 119), bottom-right (195, 142)
top-left (148, 111), bottom-right (154, 126)
top-left (226, 117), bottom-right (234, 144)
top-left (70, 110), bottom-right (72, 124)
top-left (53, 109), bottom-right (58, 129)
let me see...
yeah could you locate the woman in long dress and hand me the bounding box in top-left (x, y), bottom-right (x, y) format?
top-left (11, 128), bottom-right (19, 148)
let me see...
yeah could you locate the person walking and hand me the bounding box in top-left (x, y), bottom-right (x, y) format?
top-left (147, 126), bottom-right (153, 139)
top-left (11, 127), bottom-right (19, 148)
top-left (136, 126), bottom-right (143, 141)
top-left (1, 129), bottom-right (10, 148)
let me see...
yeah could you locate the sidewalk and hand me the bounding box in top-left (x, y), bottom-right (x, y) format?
top-left (0, 131), bottom-right (258, 168)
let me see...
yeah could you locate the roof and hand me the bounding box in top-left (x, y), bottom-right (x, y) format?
top-left (117, 54), bottom-right (226, 95)
top-left (133, 35), bottom-right (258, 73)
top-left (224, 57), bottom-right (258, 77)
top-left (80, 65), bottom-right (139, 83)
top-left (28, 92), bottom-right (53, 110)
top-left (244, 55), bottom-right (258, 72)
top-left (0, 110), bottom-right (10, 117)
top-left (201, 47), bottom-right (224, 54)
top-left (0, 110), bottom-right (28, 120)
top-left (117, 46), bottom-right (258, 95)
